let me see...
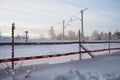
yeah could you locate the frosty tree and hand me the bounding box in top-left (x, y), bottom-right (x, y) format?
top-left (49, 26), bottom-right (56, 40)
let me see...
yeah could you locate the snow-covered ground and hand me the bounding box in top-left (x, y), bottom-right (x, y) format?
top-left (0, 39), bottom-right (120, 80)
top-left (0, 39), bottom-right (120, 65)
top-left (0, 52), bottom-right (120, 80)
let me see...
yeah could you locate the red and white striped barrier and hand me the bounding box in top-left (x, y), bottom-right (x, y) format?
top-left (0, 48), bottom-right (120, 63)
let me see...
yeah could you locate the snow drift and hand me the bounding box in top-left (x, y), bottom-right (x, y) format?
top-left (53, 70), bottom-right (120, 80)
top-left (0, 52), bottom-right (120, 80)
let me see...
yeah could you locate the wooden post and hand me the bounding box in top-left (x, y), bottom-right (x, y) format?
top-left (78, 30), bottom-right (81, 60)
top-left (80, 45), bottom-right (95, 58)
top-left (12, 23), bottom-right (15, 70)
top-left (108, 32), bottom-right (111, 54)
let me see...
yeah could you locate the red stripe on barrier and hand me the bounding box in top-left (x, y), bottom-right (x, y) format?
top-left (0, 48), bottom-right (120, 63)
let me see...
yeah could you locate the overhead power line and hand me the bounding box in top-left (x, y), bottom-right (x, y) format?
top-left (92, 9), bottom-right (120, 22)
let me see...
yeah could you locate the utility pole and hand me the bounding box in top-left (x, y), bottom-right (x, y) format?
top-left (80, 8), bottom-right (88, 40)
top-left (12, 23), bottom-right (15, 70)
top-left (81, 10), bottom-right (84, 40)
top-left (63, 20), bottom-right (65, 40)
top-left (25, 31), bottom-right (28, 42)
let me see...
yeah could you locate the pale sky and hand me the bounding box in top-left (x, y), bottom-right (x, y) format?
top-left (0, 0), bottom-right (120, 37)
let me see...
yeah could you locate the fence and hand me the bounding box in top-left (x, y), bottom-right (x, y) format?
top-left (0, 47), bottom-right (120, 63)
top-left (0, 23), bottom-right (120, 69)
top-left (0, 41), bottom-right (120, 65)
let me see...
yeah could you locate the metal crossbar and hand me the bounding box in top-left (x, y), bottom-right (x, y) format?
top-left (0, 41), bottom-right (120, 45)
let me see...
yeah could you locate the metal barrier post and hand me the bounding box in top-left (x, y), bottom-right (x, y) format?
top-left (108, 32), bottom-right (111, 54)
top-left (78, 30), bottom-right (81, 60)
top-left (12, 23), bottom-right (15, 70)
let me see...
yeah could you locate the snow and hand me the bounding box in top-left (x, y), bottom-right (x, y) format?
top-left (0, 39), bottom-right (120, 80)
top-left (53, 71), bottom-right (120, 80)
top-left (0, 52), bottom-right (120, 80)
top-left (0, 41), bottom-right (120, 65)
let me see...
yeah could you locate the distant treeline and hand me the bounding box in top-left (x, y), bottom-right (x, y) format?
top-left (0, 27), bottom-right (120, 40)
top-left (48, 26), bottom-right (120, 40)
